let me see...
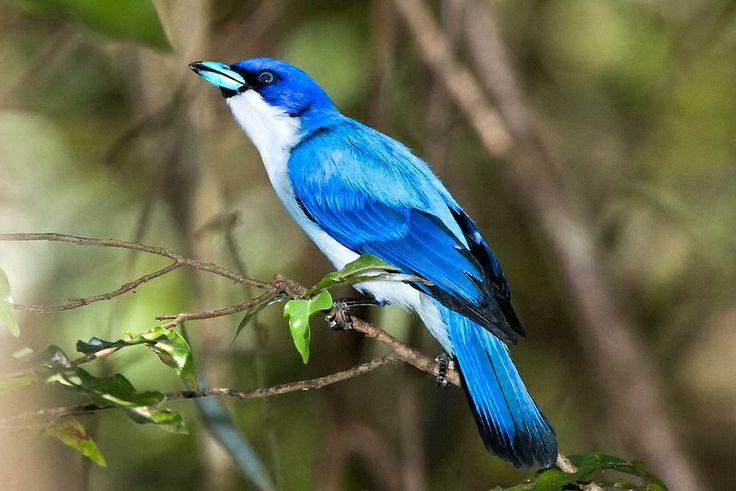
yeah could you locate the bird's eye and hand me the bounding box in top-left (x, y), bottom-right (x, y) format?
top-left (258, 71), bottom-right (275, 85)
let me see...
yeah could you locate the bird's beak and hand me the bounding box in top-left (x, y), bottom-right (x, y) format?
top-left (189, 61), bottom-right (246, 92)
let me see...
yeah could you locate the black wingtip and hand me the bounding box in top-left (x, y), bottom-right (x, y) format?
top-left (423, 282), bottom-right (522, 344)
top-left (453, 351), bottom-right (558, 468)
top-left (462, 380), bottom-right (558, 468)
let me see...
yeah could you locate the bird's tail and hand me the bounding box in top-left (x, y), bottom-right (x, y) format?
top-left (441, 307), bottom-right (558, 468)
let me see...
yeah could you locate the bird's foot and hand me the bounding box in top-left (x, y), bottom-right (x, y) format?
top-left (325, 300), bottom-right (354, 331)
top-left (324, 298), bottom-right (383, 331)
top-left (435, 352), bottom-right (454, 389)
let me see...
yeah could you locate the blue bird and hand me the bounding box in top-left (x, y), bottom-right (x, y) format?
top-left (190, 57), bottom-right (557, 468)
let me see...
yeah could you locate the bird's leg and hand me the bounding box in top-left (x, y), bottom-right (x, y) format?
top-left (435, 352), bottom-right (455, 389)
top-left (324, 298), bottom-right (383, 331)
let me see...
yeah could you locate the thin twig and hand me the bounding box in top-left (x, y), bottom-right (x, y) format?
top-left (67, 291), bottom-right (282, 367)
top-left (14, 261), bottom-right (183, 313)
top-left (0, 232), bottom-right (271, 289)
top-left (0, 230), bottom-right (441, 377)
top-left (169, 354), bottom-right (399, 400)
top-left (344, 313), bottom-right (461, 387)
top-left (556, 453), bottom-right (578, 473)
top-left (69, 347), bottom-right (120, 368)
top-left (154, 291), bottom-right (281, 325)
top-left (0, 355), bottom-right (399, 428)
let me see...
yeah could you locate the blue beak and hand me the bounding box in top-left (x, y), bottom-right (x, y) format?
top-left (189, 61), bottom-right (246, 91)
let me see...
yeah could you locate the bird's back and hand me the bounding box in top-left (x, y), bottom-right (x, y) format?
top-left (290, 116), bottom-right (524, 343)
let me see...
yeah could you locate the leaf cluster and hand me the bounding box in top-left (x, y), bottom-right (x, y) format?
top-left (494, 453), bottom-right (667, 491)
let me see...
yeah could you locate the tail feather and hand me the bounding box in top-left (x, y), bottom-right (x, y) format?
top-left (443, 307), bottom-right (557, 468)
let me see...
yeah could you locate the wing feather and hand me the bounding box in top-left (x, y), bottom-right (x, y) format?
top-left (289, 119), bottom-right (523, 342)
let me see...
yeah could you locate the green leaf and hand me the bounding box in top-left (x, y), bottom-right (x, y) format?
top-left (43, 346), bottom-right (186, 433)
top-left (570, 453), bottom-right (668, 490)
top-left (41, 345), bottom-right (73, 369)
top-left (77, 326), bottom-right (197, 390)
top-left (12, 346), bottom-right (34, 359)
top-left (11, 0), bottom-right (170, 50)
top-left (307, 254), bottom-right (400, 295)
top-left (124, 406), bottom-right (186, 434)
top-left (234, 313), bottom-right (253, 339)
top-left (0, 267), bottom-right (20, 337)
top-left (41, 418), bottom-right (106, 466)
top-left (140, 327), bottom-right (196, 390)
top-left (282, 289), bottom-right (333, 364)
top-left (502, 452), bottom-right (669, 491)
top-left (47, 369), bottom-right (164, 408)
top-left (0, 373), bottom-right (39, 392)
top-left (529, 468), bottom-right (579, 491)
top-left (75, 337), bottom-right (124, 354)
top-left (155, 335), bottom-right (196, 390)
top-left (232, 296), bottom-right (281, 343)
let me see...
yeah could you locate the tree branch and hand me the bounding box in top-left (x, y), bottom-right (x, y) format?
top-left (0, 231), bottom-right (585, 474)
top-left (0, 355), bottom-right (399, 428)
top-left (13, 260), bottom-right (183, 313)
top-left (0, 231), bottom-right (451, 382)
top-left (67, 297), bottom-right (455, 381)
top-left (344, 313), bottom-right (461, 387)
top-left (154, 291), bottom-right (281, 325)
top-left (168, 354), bottom-right (399, 401)
top-left (68, 290), bottom-right (283, 367)
top-left (0, 232), bottom-right (272, 290)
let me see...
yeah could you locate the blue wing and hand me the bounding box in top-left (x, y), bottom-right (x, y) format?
top-left (290, 119), bottom-right (523, 343)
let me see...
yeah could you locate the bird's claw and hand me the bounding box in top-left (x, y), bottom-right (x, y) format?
top-left (325, 300), bottom-right (353, 331)
top-left (435, 352), bottom-right (454, 389)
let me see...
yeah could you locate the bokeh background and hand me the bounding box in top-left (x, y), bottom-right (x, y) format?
top-left (1, 0), bottom-right (735, 490)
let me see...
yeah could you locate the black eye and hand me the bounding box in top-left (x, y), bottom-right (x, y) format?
top-left (258, 71), bottom-right (275, 85)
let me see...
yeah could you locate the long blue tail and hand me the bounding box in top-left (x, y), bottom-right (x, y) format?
top-left (442, 306), bottom-right (557, 467)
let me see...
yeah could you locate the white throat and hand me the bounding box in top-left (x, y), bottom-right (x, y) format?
top-left (226, 90), bottom-right (301, 168)
top-left (226, 88), bottom-right (361, 273)
top-left (226, 90), bottom-right (302, 207)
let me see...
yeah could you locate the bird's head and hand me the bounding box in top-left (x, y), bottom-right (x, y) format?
top-left (189, 58), bottom-right (337, 149)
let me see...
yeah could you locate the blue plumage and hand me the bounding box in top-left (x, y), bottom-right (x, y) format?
top-left (190, 57), bottom-right (558, 468)
top-left (290, 122), bottom-right (480, 297)
top-left (290, 120), bottom-right (524, 343)
top-left (442, 305), bottom-right (557, 466)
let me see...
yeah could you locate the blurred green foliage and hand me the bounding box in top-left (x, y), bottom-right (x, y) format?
top-left (9, 0), bottom-right (170, 49)
top-left (76, 325), bottom-right (197, 390)
top-left (41, 418), bottom-right (107, 466)
top-left (0, 0), bottom-right (734, 490)
top-left (44, 345), bottom-right (186, 433)
top-left (0, 267), bottom-right (20, 337)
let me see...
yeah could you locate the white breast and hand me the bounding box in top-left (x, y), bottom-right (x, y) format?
top-left (226, 90), bottom-right (453, 353)
top-left (226, 91), bottom-right (359, 269)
